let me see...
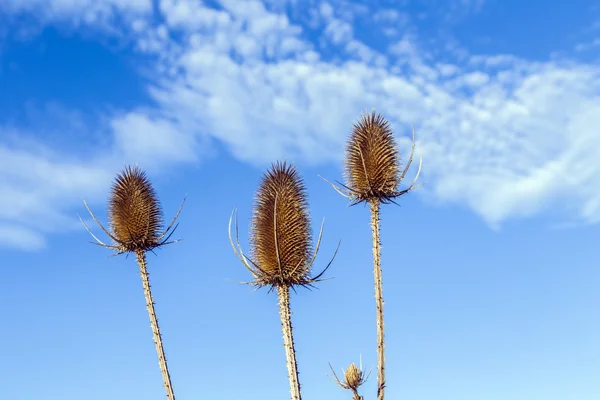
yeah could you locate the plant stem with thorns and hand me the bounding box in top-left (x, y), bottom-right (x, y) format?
top-left (80, 165), bottom-right (184, 400)
top-left (321, 111), bottom-right (422, 400)
top-left (137, 251), bottom-right (175, 400)
top-left (229, 161), bottom-right (339, 400)
top-left (278, 285), bottom-right (301, 400)
top-left (370, 200), bottom-right (385, 400)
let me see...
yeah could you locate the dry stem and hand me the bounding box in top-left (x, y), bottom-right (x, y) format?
top-left (278, 285), bottom-right (302, 400)
top-left (370, 200), bottom-right (386, 400)
top-left (136, 251), bottom-right (176, 400)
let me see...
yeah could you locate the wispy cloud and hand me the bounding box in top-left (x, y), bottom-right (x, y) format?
top-left (111, 112), bottom-right (200, 167)
top-left (0, 132), bottom-right (114, 250)
top-left (1, 0), bottom-right (600, 249)
top-left (2, 0), bottom-right (151, 21)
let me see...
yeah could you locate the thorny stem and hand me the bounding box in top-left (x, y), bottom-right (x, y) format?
top-left (278, 285), bottom-right (302, 400)
top-left (136, 251), bottom-right (176, 400)
top-left (370, 200), bottom-right (386, 400)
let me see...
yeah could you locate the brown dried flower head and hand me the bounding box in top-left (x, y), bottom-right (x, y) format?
top-left (344, 111), bottom-right (401, 204)
top-left (80, 165), bottom-right (184, 255)
top-left (344, 362), bottom-right (364, 390)
top-left (321, 110), bottom-right (421, 205)
top-left (251, 161), bottom-right (312, 285)
top-left (108, 166), bottom-right (164, 252)
top-left (229, 161), bottom-right (339, 290)
top-left (329, 357), bottom-right (371, 399)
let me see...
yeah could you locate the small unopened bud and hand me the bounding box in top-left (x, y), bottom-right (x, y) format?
top-left (344, 362), bottom-right (364, 390)
top-left (329, 357), bottom-right (370, 400)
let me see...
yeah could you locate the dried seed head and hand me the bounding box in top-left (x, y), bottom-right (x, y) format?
top-left (80, 164), bottom-right (185, 256)
top-left (344, 362), bottom-right (364, 390)
top-left (329, 359), bottom-right (369, 399)
top-left (249, 161), bottom-right (313, 287)
top-left (344, 110), bottom-right (401, 204)
top-left (108, 165), bottom-right (164, 252)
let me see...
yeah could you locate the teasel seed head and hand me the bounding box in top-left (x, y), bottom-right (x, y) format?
top-left (321, 110), bottom-right (422, 205)
top-left (329, 357), bottom-right (371, 400)
top-left (343, 362), bottom-right (364, 390)
top-left (80, 165), bottom-right (185, 255)
top-left (229, 161), bottom-right (340, 291)
top-left (251, 161), bottom-right (312, 285)
top-left (108, 166), bottom-right (163, 252)
top-left (345, 110), bottom-right (401, 204)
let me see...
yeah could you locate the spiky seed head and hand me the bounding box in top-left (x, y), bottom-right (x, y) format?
top-left (250, 161), bottom-right (313, 288)
top-left (108, 165), bottom-right (164, 253)
top-left (344, 110), bottom-right (401, 204)
top-left (344, 362), bottom-right (364, 390)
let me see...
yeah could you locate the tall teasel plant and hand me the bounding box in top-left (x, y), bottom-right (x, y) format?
top-left (79, 165), bottom-right (185, 400)
top-left (229, 161), bottom-right (340, 400)
top-left (323, 111), bottom-right (422, 400)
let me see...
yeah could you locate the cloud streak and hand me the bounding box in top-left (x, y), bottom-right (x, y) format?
top-left (0, 134), bottom-right (115, 250)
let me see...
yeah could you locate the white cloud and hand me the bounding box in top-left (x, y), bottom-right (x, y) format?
top-left (443, 0), bottom-right (488, 22)
top-left (317, 1), bottom-right (357, 47)
top-left (373, 9), bottom-right (403, 23)
top-left (160, 0), bottom-right (232, 31)
top-left (388, 34), bottom-right (420, 60)
top-left (2, 0), bottom-right (151, 26)
top-left (437, 63), bottom-right (460, 77)
top-left (575, 38), bottom-right (600, 52)
top-left (319, 2), bottom-right (334, 20)
top-left (135, 11), bottom-right (600, 227)
top-left (0, 136), bottom-right (115, 250)
top-left (0, 225), bottom-right (45, 251)
top-left (111, 112), bottom-right (199, 167)
top-left (324, 18), bottom-right (353, 45)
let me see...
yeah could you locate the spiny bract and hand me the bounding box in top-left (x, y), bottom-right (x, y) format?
top-left (108, 165), bottom-right (164, 252)
top-left (250, 161), bottom-right (313, 288)
top-left (344, 110), bottom-right (401, 204)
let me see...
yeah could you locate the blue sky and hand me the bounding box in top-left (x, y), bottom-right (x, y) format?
top-left (1, 0), bottom-right (600, 399)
